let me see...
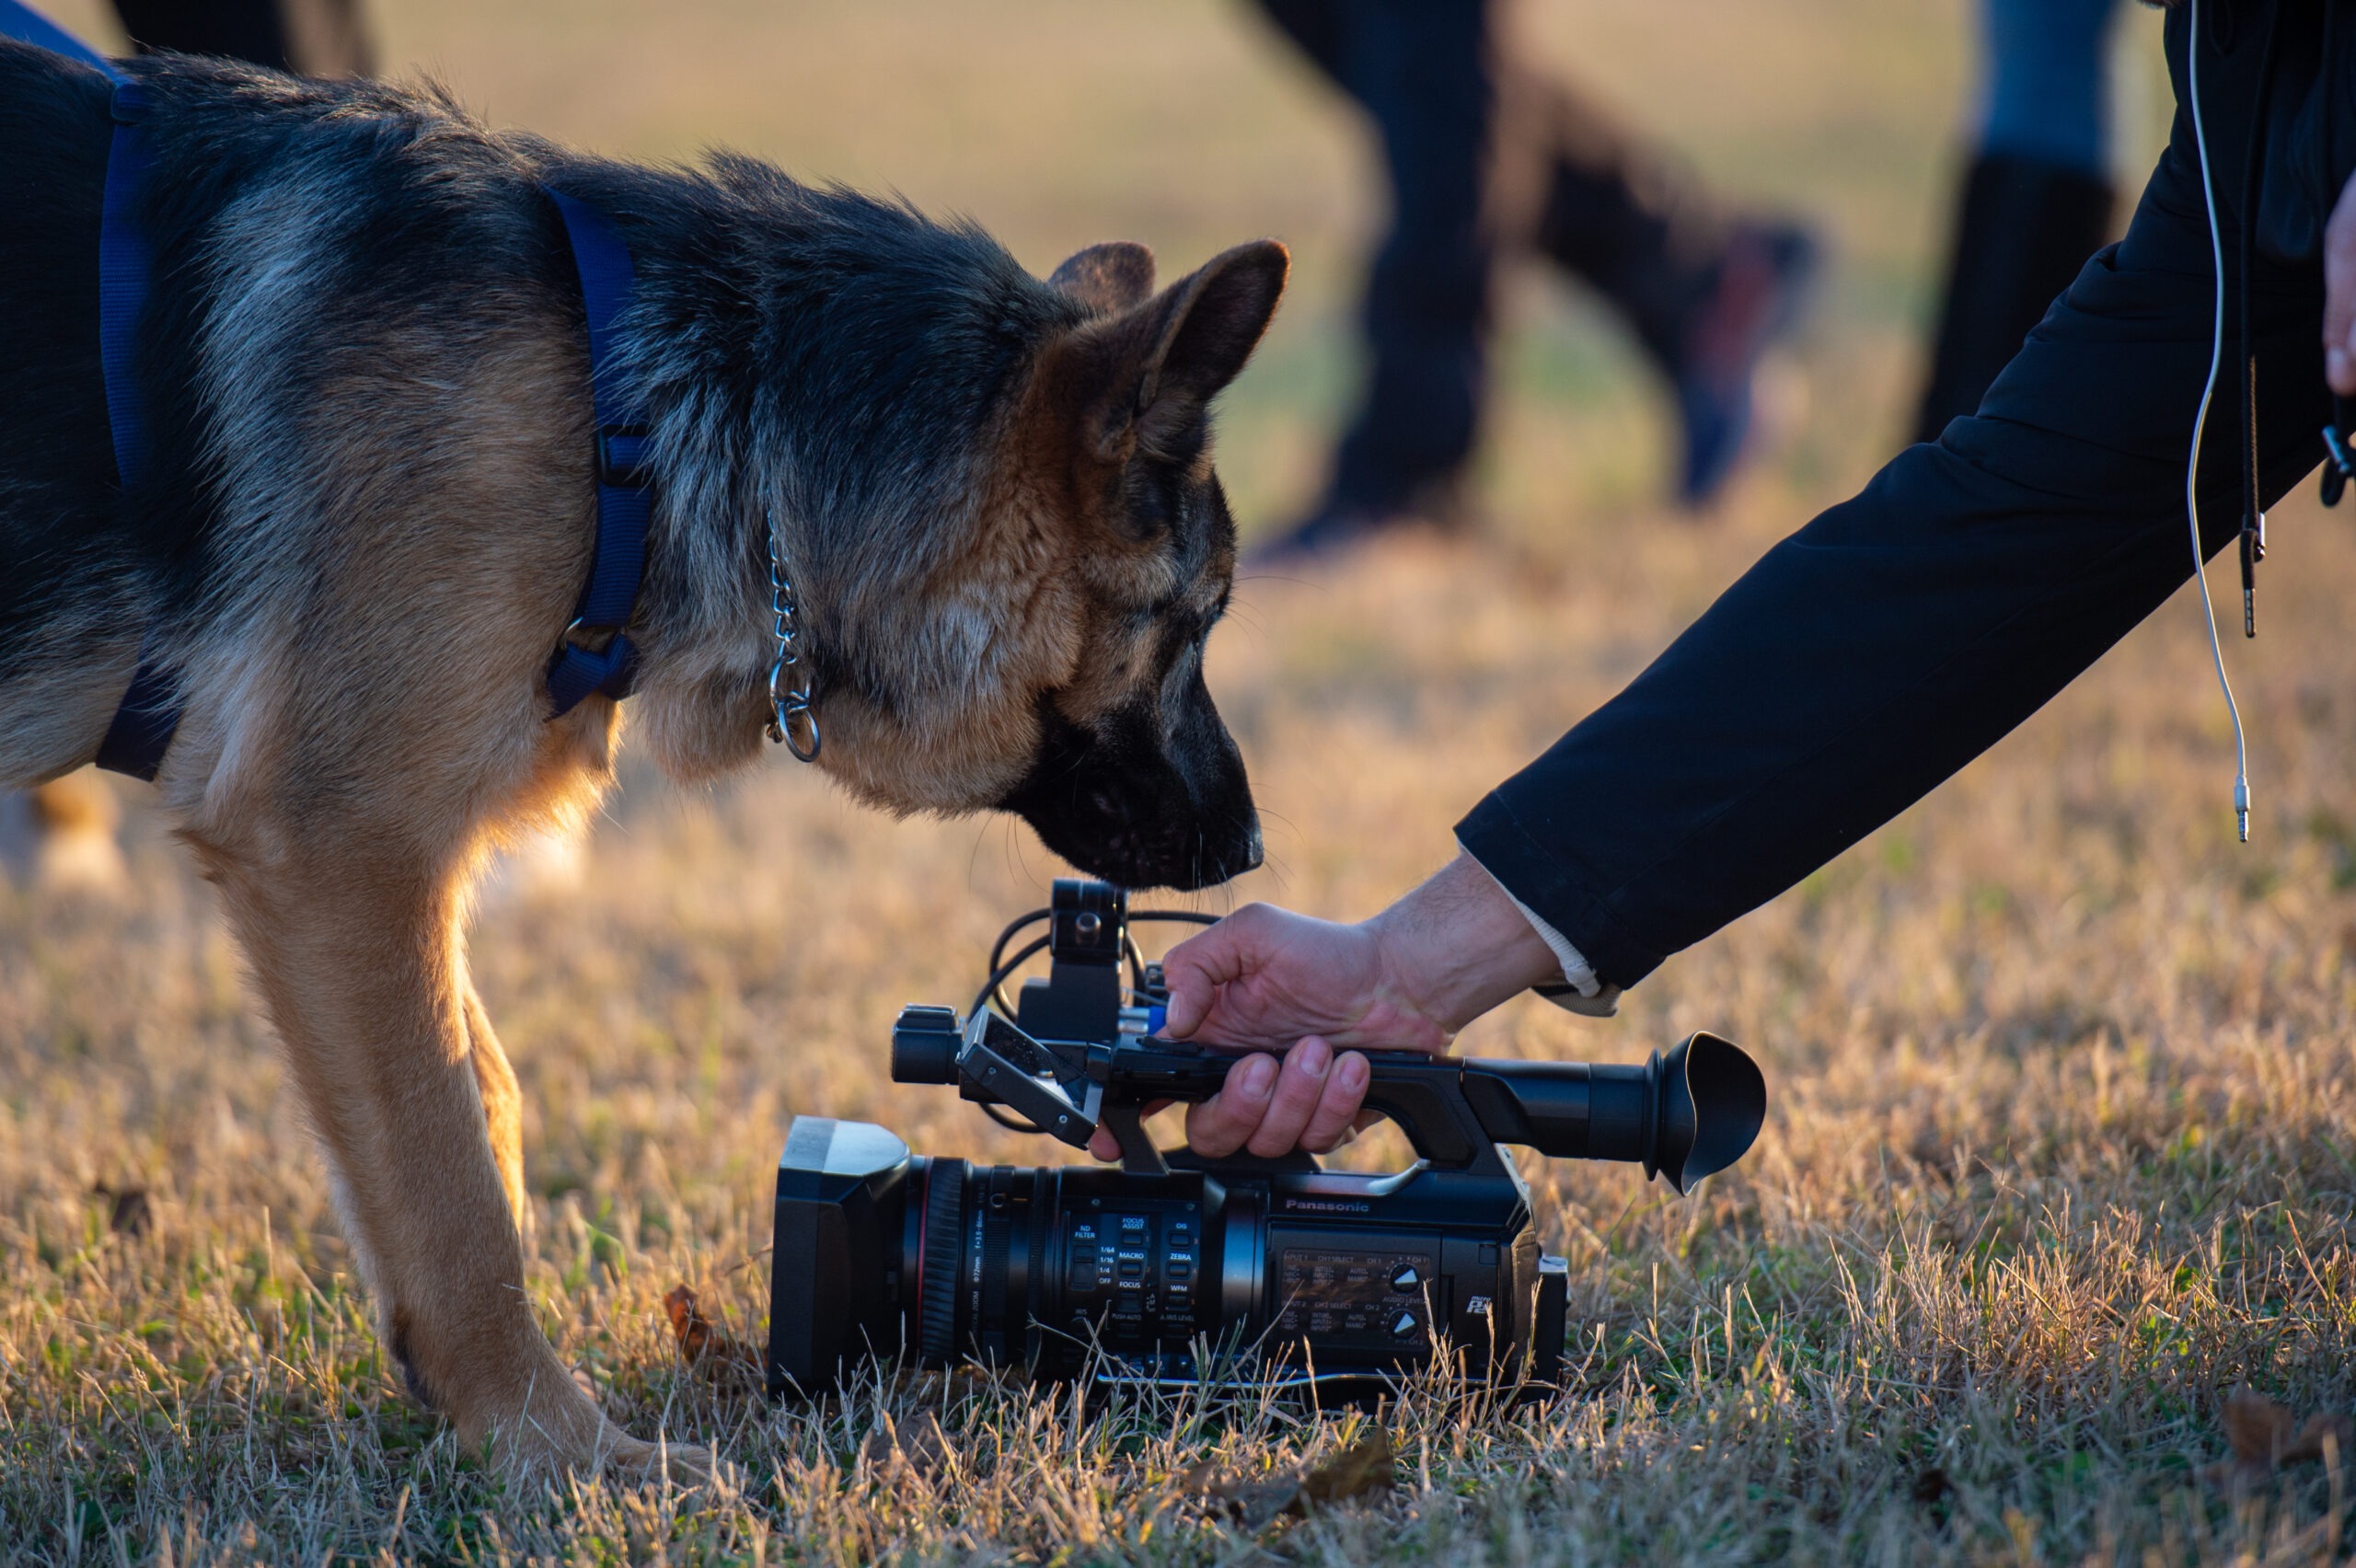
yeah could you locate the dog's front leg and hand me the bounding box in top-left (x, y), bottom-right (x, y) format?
top-left (209, 854), bottom-right (675, 1478)
top-left (461, 980), bottom-right (531, 1239)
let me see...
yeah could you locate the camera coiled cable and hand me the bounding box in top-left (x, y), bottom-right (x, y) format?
top-left (969, 906), bottom-right (1220, 1136)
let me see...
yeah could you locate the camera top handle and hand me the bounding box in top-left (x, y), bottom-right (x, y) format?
top-left (904, 1008), bottom-right (1764, 1194)
top-left (889, 879), bottom-right (1765, 1194)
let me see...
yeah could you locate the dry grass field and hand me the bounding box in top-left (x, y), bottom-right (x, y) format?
top-left (11, 0), bottom-right (2356, 1562)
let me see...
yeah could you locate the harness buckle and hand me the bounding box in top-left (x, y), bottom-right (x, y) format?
top-left (560, 616), bottom-right (622, 655)
top-left (595, 423), bottom-right (652, 489)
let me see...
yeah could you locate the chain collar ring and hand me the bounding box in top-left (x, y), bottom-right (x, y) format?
top-left (765, 508), bottom-right (820, 762)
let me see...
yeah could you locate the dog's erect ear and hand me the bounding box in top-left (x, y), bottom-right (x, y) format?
top-left (1049, 242), bottom-right (1157, 314)
top-left (1078, 239), bottom-right (1289, 465)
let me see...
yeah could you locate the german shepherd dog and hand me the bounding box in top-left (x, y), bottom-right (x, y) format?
top-left (0, 42), bottom-right (1279, 1475)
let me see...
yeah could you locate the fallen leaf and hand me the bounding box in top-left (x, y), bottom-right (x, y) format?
top-left (662, 1285), bottom-right (761, 1374)
top-left (1296, 1427), bottom-right (1396, 1508)
top-left (860, 1412), bottom-right (950, 1482)
top-left (2206, 1389), bottom-right (2355, 1487)
top-left (1185, 1428), bottom-right (1397, 1529)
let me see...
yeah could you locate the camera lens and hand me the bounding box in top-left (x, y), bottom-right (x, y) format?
top-left (915, 1158), bottom-right (964, 1361)
top-left (775, 1114), bottom-right (1566, 1395)
top-left (895, 1159), bottom-right (1218, 1378)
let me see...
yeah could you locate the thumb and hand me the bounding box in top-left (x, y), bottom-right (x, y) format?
top-left (1160, 916), bottom-right (1251, 1038)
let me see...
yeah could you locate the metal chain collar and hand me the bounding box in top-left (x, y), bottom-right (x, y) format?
top-left (765, 508), bottom-right (820, 761)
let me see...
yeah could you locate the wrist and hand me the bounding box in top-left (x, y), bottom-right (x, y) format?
top-left (1363, 852), bottom-right (1563, 1034)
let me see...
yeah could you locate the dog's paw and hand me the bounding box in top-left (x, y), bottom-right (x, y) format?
top-left (597, 1426), bottom-right (722, 1488)
top-left (487, 1410), bottom-right (721, 1489)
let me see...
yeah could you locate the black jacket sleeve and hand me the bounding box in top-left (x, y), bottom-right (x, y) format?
top-left (1460, 3), bottom-right (2337, 987)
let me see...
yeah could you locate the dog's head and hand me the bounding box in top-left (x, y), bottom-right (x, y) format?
top-left (809, 239), bottom-right (1284, 892)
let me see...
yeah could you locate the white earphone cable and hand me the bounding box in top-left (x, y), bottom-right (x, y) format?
top-left (2183, 0), bottom-right (2252, 842)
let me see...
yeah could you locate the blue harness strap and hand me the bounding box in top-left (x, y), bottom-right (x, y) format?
top-left (0, 2), bottom-right (178, 778)
top-left (1, 3), bottom-right (653, 776)
top-left (541, 189), bottom-right (651, 716)
top-left (91, 77), bottom-right (173, 778)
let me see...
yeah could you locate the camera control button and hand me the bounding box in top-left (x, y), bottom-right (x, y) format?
top-left (1390, 1265), bottom-right (1422, 1292)
top-left (1390, 1310), bottom-right (1419, 1340)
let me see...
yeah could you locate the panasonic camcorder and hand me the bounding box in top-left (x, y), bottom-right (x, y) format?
top-left (768, 879), bottom-right (1765, 1397)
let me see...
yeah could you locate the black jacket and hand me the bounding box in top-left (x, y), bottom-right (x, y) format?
top-left (1458, 0), bottom-right (2356, 989)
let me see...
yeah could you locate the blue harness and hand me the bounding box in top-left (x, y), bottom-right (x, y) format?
top-left (1, 0), bottom-right (650, 779)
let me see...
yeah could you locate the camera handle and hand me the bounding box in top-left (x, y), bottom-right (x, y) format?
top-left (1088, 1039), bottom-right (1513, 1180)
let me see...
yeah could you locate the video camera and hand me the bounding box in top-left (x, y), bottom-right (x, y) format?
top-left (768, 879), bottom-right (1766, 1397)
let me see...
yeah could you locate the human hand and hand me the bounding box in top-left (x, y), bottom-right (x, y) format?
top-left (2324, 167), bottom-right (2356, 395)
top-left (1082, 853), bottom-right (1564, 1161)
top-left (1082, 1033), bottom-right (1375, 1161)
top-left (1081, 898), bottom-right (1412, 1161)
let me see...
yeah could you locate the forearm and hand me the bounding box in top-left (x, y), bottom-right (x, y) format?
top-left (1365, 851), bottom-right (1563, 1032)
top-left (1462, 413), bottom-right (2317, 990)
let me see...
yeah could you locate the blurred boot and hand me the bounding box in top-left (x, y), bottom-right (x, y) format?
top-left (1913, 152), bottom-right (2115, 444)
top-left (110, 0), bottom-right (375, 75)
top-left (1515, 74), bottom-right (1818, 507)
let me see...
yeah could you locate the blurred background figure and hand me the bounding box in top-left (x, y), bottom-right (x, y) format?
top-left (0, 769), bottom-right (124, 895)
top-left (1913, 0), bottom-right (2119, 444)
top-left (1248, 0), bottom-right (1818, 560)
top-left (108, 0), bottom-right (370, 75)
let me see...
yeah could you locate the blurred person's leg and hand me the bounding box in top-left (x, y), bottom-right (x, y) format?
top-left (1257, 0), bottom-right (1494, 552)
top-left (1252, 0), bottom-right (1817, 557)
top-left (1914, 0), bottom-right (2119, 444)
top-left (110, 0), bottom-right (373, 75)
top-left (1510, 72), bottom-right (1818, 506)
